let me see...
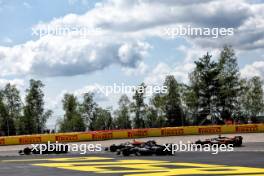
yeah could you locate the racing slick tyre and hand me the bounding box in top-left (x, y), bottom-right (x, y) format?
top-left (122, 148), bottom-right (131, 156)
top-left (110, 145), bottom-right (118, 152)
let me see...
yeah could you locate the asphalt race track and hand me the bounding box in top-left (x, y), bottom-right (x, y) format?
top-left (1, 143), bottom-right (264, 176)
top-left (0, 134), bottom-right (264, 176)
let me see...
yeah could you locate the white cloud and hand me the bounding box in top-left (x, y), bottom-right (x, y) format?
top-left (144, 43), bottom-right (222, 86)
top-left (176, 44), bottom-right (220, 62)
top-left (122, 62), bottom-right (149, 76)
top-left (73, 84), bottom-right (109, 102)
top-left (240, 61), bottom-right (264, 79)
top-left (144, 63), bottom-right (172, 85)
top-left (2, 0), bottom-right (263, 128)
top-left (0, 35), bottom-right (150, 77)
top-left (26, 0), bottom-right (264, 43)
top-left (144, 62), bottom-right (195, 86)
top-left (0, 0), bottom-right (263, 78)
top-left (46, 83), bottom-right (120, 119)
top-left (0, 78), bottom-right (25, 89)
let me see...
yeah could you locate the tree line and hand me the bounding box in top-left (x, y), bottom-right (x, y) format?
top-left (58, 46), bottom-right (264, 132)
top-left (0, 80), bottom-right (52, 136)
top-left (0, 46), bottom-right (263, 135)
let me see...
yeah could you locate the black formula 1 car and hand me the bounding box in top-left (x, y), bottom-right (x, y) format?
top-left (106, 140), bottom-right (173, 156)
top-left (195, 135), bottom-right (243, 147)
top-left (18, 143), bottom-right (68, 155)
top-left (105, 140), bottom-right (144, 152)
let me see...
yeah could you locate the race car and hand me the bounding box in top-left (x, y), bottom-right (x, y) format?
top-left (105, 139), bottom-right (144, 152)
top-left (195, 135), bottom-right (243, 147)
top-left (18, 143), bottom-right (69, 155)
top-left (106, 140), bottom-right (173, 156)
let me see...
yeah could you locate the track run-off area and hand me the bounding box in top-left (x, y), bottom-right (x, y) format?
top-left (1, 152), bottom-right (264, 176)
top-left (0, 133), bottom-right (263, 176)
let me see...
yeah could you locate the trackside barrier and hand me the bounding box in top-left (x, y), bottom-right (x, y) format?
top-left (0, 124), bottom-right (263, 146)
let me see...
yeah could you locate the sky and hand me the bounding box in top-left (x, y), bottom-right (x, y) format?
top-left (0, 0), bottom-right (263, 129)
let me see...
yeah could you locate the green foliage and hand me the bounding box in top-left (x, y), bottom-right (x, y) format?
top-left (80, 92), bottom-right (97, 130)
top-left (0, 84), bottom-right (22, 135)
top-left (241, 76), bottom-right (264, 120)
top-left (59, 94), bottom-right (85, 132)
top-left (59, 93), bottom-right (113, 132)
top-left (0, 92), bottom-right (10, 135)
top-left (217, 46), bottom-right (241, 120)
top-left (0, 80), bottom-right (51, 136)
top-left (181, 84), bottom-right (199, 124)
top-left (131, 83), bottom-right (147, 128)
top-left (22, 79), bottom-right (52, 134)
top-left (187, 46), bottom-right (264, 124)
top-left (113, 95), bottom-right (131, 129)
top-left (163, 75), bottom-right (184, 126)
top-left (190, 53), bottom-right (221, 124)
top-left (144, 106), bottom-right (166, 128)
top-left (91, 107), bottom-right (113, 130)
top-left (150, 93), bottom-right (165, 114)
top-left (1, 46), bottom-right (264, 135)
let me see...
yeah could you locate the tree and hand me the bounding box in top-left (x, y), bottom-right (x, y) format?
top-left (114, 95), bottom-right (131, 129)
top-left (22, 79), bottom-right (52, 134)
top-left (131, 83), bottom-right (147, 128)
top-left (217, 46), bottom-right (241, 121)
top-left (59, 94), bottom-right (85, 132)
top-left (150, 93), bottom-right (165, 118)
top-left (1, 84), bottom-right (22, 135)
top-left (80, 92), bottom-right (97, 130)
top-left (163, 75), bottom-right (184, 126)
top-left (0, 92), bottom-right (9, 136)
top-left (181, 84), bottom-right (199, 125)
top-left (190, 53), bottom-right (221, 124)
top-left (241, 76), bottom-right (264, 122)
top-left (148, 93), bottom-right (166, 127)
top-left (92, 107), bottom-right (113, 130)
top-left (145, 106), bottom-right (166, 128)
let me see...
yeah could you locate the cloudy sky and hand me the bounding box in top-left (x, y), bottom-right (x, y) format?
top-left (0, 0), bottom-right (263, 128)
